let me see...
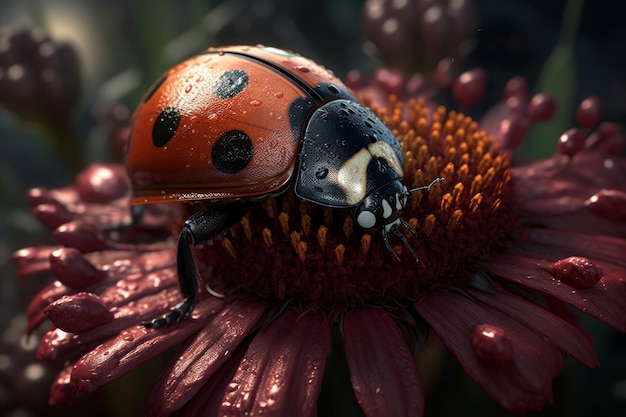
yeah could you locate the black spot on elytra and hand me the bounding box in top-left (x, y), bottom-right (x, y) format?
top-left (213, 69), bottom-right (249, 99)
top-left (152, 107), bottom-right (180, 147)
top-left (212, 130), bottom-right (254, 174)
top-left (143, 73), bottom-right (168, 103)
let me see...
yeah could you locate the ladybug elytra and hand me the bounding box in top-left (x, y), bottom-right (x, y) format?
top-left (126, 45), bottom-right (443, 328)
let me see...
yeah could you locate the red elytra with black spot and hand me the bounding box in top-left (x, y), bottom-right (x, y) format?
top-left (126, 45), bottom-right (349, 205)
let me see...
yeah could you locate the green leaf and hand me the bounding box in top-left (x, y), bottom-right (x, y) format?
top-left (518, 0), bottom-right (585, 160)
top-left (519, 42), bottom-right (577, 159)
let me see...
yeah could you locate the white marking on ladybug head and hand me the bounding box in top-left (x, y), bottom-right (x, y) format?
top-left (367, 141), bottom-right (404, 177)
top-left (337, 148), bottom-right (372, 205)
top-left (382, 199), bottom-right (393, 219)
top-left (357, 210), bottom-right (377, 229)
top-left (395, 192), bottom-right (403, 210)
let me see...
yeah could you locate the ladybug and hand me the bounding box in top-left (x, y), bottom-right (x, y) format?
top-left (126, 45), bottom-right (443, 328)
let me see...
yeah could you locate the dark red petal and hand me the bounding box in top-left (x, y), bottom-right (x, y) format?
top-left (97, 259), bottom-right (178, 307)
top-left (515, 228), bottom-right (626, 274)
top-left (585, 121), bottom-right (626, 154)
top-left (84, 248), bottom-right (177, 288)
top-left (468, 286), bottom-right (599, 367)
top-left (12, 246), bottom-right (56, 279)
top-left (416, 291), bottom-right (562, 414)
top-left (44, 292), bottom-right (114, 333)
top-left (486, 253), bottom-right (626, 331)
top-left (75, 163), bottom-right (130, 203)
top-left (182, 346), bottom-right (246, 417)
top-left (27, 281), bottom-right (73, 333)
top-left (495, 115), bottom-right (530, 151)
top-left (432, 57), bottom-right (454, 89)
top-left (71, 295), bottom-right (226, 394)
top-left (49, 366), bottom-right (85, 407)
top-left (585, 189), bottom-right (626, 221)
top-left (52, 222), bottom-right (111, 252)
top-left (503, 76), bottom-right (529, 102)
top-left (37, 286), bottom-right (181, 363)
top-left (31, 203), bottom-right (74, 229)
top-left (219, 310), bottom-right (329, 417)
top-left (343, 307), bottom-right (423, 417)
top-left (49, 247), bottom-right (106, 288)
top-left (145, 298), bottom-right (267, 417)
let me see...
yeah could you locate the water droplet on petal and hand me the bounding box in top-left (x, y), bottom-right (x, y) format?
top-left (557, 128), bottom-right (585, 156)
top-left (470, 324), bottom-right (513, 366)
top-left (585, 189), bottom-right (626, 220)
top-left (547, 256), bottom-right (603, 288)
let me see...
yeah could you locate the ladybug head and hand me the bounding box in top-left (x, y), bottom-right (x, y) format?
top-left (353, 177), bottom-right (444, 261)
top-left (353, 180), bottom-right (408, 231)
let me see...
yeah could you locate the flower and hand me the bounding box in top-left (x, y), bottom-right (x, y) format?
top-left (13, 91), bottom-right (626, 416)
top-left (361, 0), bottom-right (478, 72)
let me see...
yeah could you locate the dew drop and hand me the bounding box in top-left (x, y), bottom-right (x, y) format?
top-left (315, 166), bottom-right (329, 179)
top-left (250, 99), bottom-right (262, 106)
top-left (470, 324), bottom-right (513, 366)
top-left (547, 256), bottom-right (603, 288)
top-left (296, 66), bottom-right (310, 73)
top-left (273, 91), bottom-right (284, 98)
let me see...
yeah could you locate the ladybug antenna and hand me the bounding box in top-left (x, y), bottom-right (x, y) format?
top-left (405, 177), bottom-right (445, 197)
top-left (386, 177), bottom-right (444, 263)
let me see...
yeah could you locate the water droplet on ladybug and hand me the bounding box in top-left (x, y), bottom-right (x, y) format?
top-left (273, 91), bottom-right (284, 98)
top-left (328, 84), bottom-right (340, 94)
top-left (315, 166), bottom-right (329, 179)
top-left (250, 99), bottom-right (262, 106)
top-left (296, 66), bottom-right (310, 73)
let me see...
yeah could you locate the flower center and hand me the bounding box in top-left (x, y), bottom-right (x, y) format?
top-left (192, 98), bottom-right (514, 314)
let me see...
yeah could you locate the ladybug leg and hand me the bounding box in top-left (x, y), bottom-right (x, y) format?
top-left (382, 225), bottom-right (401, 262)
top-left (143, 203), bottom-right (249, 328)
top-left (381, 220), bottom-right (420, 263)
